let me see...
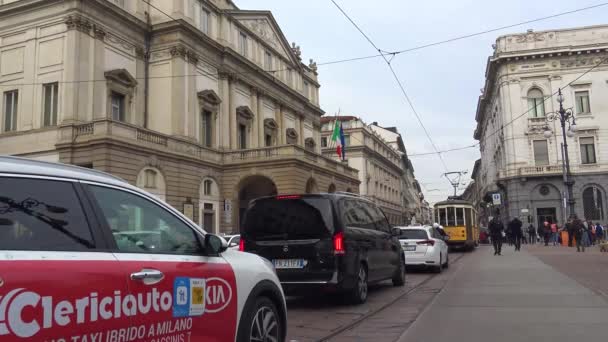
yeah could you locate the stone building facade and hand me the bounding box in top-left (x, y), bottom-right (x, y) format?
top-left (0, 0), bottom-right (359, 233)
top-left (320, 116), bottom-right (421, 225)
top-left (474, 26), bottom-right (608, 227)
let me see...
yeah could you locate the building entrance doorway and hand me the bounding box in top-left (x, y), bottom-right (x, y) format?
top-left (536, 207), bottom-right (556, 226)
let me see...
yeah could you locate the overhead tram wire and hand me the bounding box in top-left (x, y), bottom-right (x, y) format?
top-left (329, 0), bottom-right (449, 172)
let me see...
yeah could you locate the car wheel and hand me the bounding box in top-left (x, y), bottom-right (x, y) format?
top-left (392, 257), bottom-right (406, 286)
top-left (432, 254), bottom-right (442, 273)
top-left (237, 296), bottom-right (283, 342)
top-left (348, 264), bottom-right (368, 304)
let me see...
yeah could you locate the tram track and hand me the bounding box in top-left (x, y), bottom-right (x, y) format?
top-left (315, 252), bottom-right (468, 342)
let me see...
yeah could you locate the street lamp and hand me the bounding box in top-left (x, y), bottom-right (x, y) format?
top-left (542, 88), bottom-right (577, 218)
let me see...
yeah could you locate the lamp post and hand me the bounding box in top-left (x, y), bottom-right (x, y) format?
top-left (543, 88), bottom-right (577, 218)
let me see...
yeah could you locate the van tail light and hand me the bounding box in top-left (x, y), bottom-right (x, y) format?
top-left (239, 239), bottom-right (245, 251)
top-left (417, 240), bottom-right (435, 246)
top-left (333, 232), bottom-right (345, 255)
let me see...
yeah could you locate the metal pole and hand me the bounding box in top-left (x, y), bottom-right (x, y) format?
top-left (558, 89), bottom-right (576, 217)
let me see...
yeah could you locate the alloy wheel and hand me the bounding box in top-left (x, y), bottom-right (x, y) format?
top-left (250, 305), bottom-right (279, 342)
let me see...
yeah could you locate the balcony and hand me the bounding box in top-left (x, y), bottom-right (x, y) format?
top-left (56, 119), bottom-right (357, 179)
top-left (498, 163), bottom-right (607, 179)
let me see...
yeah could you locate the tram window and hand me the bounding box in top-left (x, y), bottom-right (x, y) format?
top-left (456, 208), bottom-right (465, 226)
top-left (447, 207), bottom-right (455, 226)
top-left (438, 208), bottom-right (448, 226)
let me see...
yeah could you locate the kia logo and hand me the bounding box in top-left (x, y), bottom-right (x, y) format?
top-left (205, 277), bottom-right (233, 313)
top-left (283, 245), bottom-right (289, 252)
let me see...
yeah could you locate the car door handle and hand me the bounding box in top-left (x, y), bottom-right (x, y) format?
top-left (130, 269), bottom-right (164, 282)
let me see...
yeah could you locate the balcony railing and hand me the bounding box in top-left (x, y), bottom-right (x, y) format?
top-left (498, 163), bottom-right (607, 179)
top-left (58, 119), bottom-right (357, 178)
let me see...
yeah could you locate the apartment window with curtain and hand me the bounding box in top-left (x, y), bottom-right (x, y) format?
top-left (527, 88), bottom-right (545, 118)
top-left (3, 90), bottom-right (18, 132)
top-left (238, 32), bottom-right (248, 56)
top-left (43, 83), bottom-right (59, 127)
top-left (575, 91), bottom-right (591, 114)
top-left (201, 8), bottom-right (211, 34)
top-left (580, 137), bottom-right (596, 164)
top-left (321, 137), bottom-right (327, 147)
top-left (264, 50), bottom-right (272, 70)
top-left (533, 140), bottom-right (549, 166)
top-left (110, 92), bottom-right (125, 122)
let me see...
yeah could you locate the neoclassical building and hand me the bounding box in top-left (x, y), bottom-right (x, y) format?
top-left (474, 26), bottom-right (608, 226)
top-left (320, 116), bottom-right (422, 225)
top-left (0, 0), bottom-right (359, 233)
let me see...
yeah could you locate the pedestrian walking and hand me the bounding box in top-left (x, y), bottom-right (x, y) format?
top-left (527, 224), bottom-right (536, 244)
top-left (573, 216), bottom-right (586, 252)
top-left (566, 218), bottom-right (575, 247)
top-left (551, 222), bottom-right (558, 246)
top-left (543, 221), bottom-right (551, 246)
top-left (508, 217), bottom-right (523, 251)
top-left (489, 216), bottom-right (504, 256)
top-left (596, 223), bottom-right (604, 243)
top-left (506, 225), bottom-right (513, 246)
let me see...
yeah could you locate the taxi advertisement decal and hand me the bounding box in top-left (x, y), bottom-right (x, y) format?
top-left (0, 260), bottom-right (238, 342)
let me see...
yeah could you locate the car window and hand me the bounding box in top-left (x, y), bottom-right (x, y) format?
top-left (243, 197), bottom-right (334, 240)
top-left (366, 203), bottom-right (390, 233)
top-left (399, 229), bottom-right (428, 240)
top-left (88, 185), bottom-right (202, 255)
top-left (339, 199), bottom-right (374, 230)
top-left (0, 177), bottom-right (95, 251)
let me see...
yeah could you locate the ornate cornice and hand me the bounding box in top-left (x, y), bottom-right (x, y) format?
top-left (93, 26), bottom-right (106, 40)
top-left (170, 45), bottom-right (199, 65)
top-left (65, 15), bottom-right (92, 33)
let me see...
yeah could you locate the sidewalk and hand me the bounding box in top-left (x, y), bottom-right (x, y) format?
top-left (399, 246), bottom-right (608, 342)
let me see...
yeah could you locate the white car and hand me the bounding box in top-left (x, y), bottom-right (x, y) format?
top-left (398, 225), bottom-right (449, 273)
top-left (0, 156), bottom-right (286, 342)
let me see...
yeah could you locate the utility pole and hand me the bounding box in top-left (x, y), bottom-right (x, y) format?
top-left (443, 171), bottom-right (468, 197)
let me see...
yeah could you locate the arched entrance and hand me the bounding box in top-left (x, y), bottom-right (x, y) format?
top-left (328, 184), bottom-right (336, 193)
top-left (305, 178), bottom-right (319, 194)
top-left (582, 186), bottom-right (605, 221)
top-left (237, 175), bottom-right (277, 230)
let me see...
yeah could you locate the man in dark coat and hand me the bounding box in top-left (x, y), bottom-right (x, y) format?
top-left (527, 224), bottom-right (536, 244)
top-left (509, 217), bottom-right (524, 251)
top-left (566, 218), bottom-right (575, 247)
top-left (489, 216), bottom-right (505, 255)
top-left (572, 216), bottom-right (585, 252)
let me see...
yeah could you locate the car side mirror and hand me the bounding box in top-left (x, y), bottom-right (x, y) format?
top-left (443, 235), bottom-right (450, 241)
top-left (391, 227), bottom-right (401, 236)
top-left (205, 234), bottom-right (228, 255)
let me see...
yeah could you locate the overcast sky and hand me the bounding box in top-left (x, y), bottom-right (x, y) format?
top-left (237, 0), bottom-right (608, 203)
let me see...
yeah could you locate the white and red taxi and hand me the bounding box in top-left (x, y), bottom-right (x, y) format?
top-left (0, 156), bottom-right (286, 342)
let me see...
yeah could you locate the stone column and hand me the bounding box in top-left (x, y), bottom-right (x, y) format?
top-left (276, 103), bottom-right (284, 145)
top-left (62, 16), bottom-right (89, 123)
top-left (170, 47), bottom-right (187, 137)
top-left (257, 92), bottom-right (265, 147)
top-left (298, 115), bottom-right (305, 145)
top-left (92, 28), bottom-right (107, 120)
top-left (229, 78), bottom-right (237, 149)
top-left (21, 30), bottom-right (36, 130)
top-left (218, 74), bottom-right (230, 148)
top-left (251, 88), bottom-right (260, 148)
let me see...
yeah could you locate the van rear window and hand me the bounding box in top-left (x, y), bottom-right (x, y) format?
top-left (243, 198), bottom-right (333, 240)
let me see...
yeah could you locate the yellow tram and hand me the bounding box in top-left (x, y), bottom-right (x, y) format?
top-left (434, 199), bottom-right (479, 251)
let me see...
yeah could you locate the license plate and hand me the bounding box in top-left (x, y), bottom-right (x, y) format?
top-left (403, 245), bottom-right (416, 251)
top-left (272, 259), bottom-right (307, 269)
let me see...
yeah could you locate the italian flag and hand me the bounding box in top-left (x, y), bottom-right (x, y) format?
top-left (331, 120), bottom-right (346, 160)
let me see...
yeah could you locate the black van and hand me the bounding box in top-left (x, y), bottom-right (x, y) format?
top-left (240, 193), bottom-right (405, 304)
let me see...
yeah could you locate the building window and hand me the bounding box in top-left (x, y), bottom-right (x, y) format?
top-left (264, 50), bottom-right (272, 70)
top-left (533, 140), bottom-right (549, 166)
top-left (3, 90), bottom-right (18, 132)
top-left (344, 135), bottom-right (351, 147)
top-left (43, 83), bottom-right (59, 127)
top-left (238, 124), bottom-right (247, 149)
top-left (111, 92), bottom-right (125, 122)
top-left (239, 32), bottom-right (248, 56)
top-left (203, 180), bottom-right (213, 196)
top-left (321, 137), bottom-right (328, 147)
top-left (144, 169), bottom-right (157, 188)
top-left (201, 8), bottom-right (211, 34)
top-left (580, 137), bottom-right (596, 164)
top-left (582, 187), bottom-right (604, 221)
top-left (201, 110), bottom-right (213, 147)
top-left (575, 91), bottom-right (591, 114)
top-left (527, 88), bottom-right (545, 118)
